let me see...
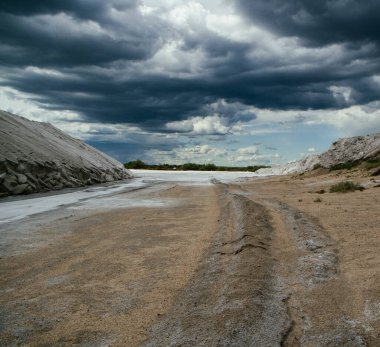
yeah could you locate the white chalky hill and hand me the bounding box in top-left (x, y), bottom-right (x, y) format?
top-left (0, 110), bottom-right (131, 197)
top-left (257, 133), bottom-right (380, 175)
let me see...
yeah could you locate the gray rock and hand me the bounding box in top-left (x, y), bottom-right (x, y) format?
top-left (24, 185), bottom-right (34, 194)
top-left (11, 184), bottom-right (29, 195)
top-left (105, 174), bottom-right (114, 182)
top-left (2, 175), bottom-right (18, 192)
top-left (25, 173), bottom-right (38, 183)
top-left (17, 162), bottom-right (30, 174)
top-left (16, 174), bottom-right (28, 184)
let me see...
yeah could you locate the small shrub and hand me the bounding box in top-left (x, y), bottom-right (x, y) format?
top-left (316, 189), bottom-right (325, 194)
top-left (313, 163), bottom-right (322, 170)
top-left (329, 181), bottom-right (364, 193)
top-left (314, 197), bottom-right (322, 203)
top-left (366, 160), bottom-right (380, 170)
top-left (329, 161), bottom-right (359, 171)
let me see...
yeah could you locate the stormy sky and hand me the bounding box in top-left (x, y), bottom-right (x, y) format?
top-left (1, 0), bottom-right (379, 165)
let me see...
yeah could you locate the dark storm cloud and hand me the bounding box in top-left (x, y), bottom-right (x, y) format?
top-left (236, 0), bottom-right (380, 46)
top-left (0, 1), bottom-right (166, 67)
top-left (0, 0), bottom-right (379, 130)
top-left (2, 66), bottom-right (212, 126)
top-left (0, 0), bottom-right (138, 20)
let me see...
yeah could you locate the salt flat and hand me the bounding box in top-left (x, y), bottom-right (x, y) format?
top-left (0, 170), bottom-right (260, 224)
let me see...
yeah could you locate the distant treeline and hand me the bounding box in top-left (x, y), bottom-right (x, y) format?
top-left (124, 160), bottom-right (269, 172)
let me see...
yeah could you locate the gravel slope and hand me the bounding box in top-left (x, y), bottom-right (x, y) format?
top-left (0, 110), bottom-right (131, 196)
top-left (258, 132), bottom-right (380, 175)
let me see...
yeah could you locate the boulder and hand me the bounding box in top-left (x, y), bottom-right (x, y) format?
top-left (11, 184), bottom-right (29, 195)
top-left (105, 174), bottom-right (114, 182)
top-left (17, 162), bottom-right (30, 174)
top-left (16, 174), bottom-right (28, 184)
top-left (2, 175), bottom-right (18, 192)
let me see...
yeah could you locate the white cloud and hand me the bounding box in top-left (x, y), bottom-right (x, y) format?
top-left (237, 146), bottom-right (258, 154)
top-left (329, 85), bottom-right (353, 103)
top-left (145, 144), bottom-right (228, 164)
top-left (0, 87), bottom-right (82, 124)
top-left (254, 103), bottom-right (380, 136)
top-left (166, 115), bottom-right (230, 135)
top-left (315, 104), bottom-right (380, 136)
top-left (0, 86), bottom-right (155, 144)
top-left (144, 141), bottom-right (287, 166)
top-left (232, 153), bottom-right (281, 165)
top-left (177, 144), bottom-right (227, 157)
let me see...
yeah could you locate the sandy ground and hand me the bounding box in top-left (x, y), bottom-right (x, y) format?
top-left (244, 171), bottom-right (380, 346)
top-left (1, 171), bottom-right (380, 346)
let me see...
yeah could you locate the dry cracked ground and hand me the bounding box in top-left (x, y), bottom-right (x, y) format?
top-left (1, 173), bottom-right (380, 346)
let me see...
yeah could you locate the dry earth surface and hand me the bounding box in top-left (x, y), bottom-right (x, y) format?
top-left (1, 171), bottom-right (380, 346)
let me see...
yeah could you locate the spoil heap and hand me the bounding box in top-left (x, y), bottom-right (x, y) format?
top-left (0, 110), bottom-right (131, 197)
top-left (257, 133), bottom-right (380, 175)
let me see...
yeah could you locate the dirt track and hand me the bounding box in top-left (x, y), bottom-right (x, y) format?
top-left (1, 174), bottom-right (380, 346)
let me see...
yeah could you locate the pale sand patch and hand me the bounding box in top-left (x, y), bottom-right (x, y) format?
top-left (0, 185), bottom-right (219, 346)
top-left (243, 171), bottom-right (380, 345)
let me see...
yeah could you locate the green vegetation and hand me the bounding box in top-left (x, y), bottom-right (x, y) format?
top-left (124, 159), bottom-right (146, 169)
top-left (365, 159), bottom-right (380, 170)
top-left (329, 181), bottom-right (364, 193)
top-left (124, 160), bottom-right (269, 172)
top-left (329, 159), bottom-right (380, 172)
top-left (312, 163), bottom-right (322, 170)
top-left (329, 161), bottom-right (360, 171)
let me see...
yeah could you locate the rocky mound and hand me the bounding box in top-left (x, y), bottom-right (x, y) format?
top-left (257, 132), bottom-right (380, 175)
top-left (0, 110), bottom-right (131, 197)
top-left (318, 133), bottom-right (380, 168)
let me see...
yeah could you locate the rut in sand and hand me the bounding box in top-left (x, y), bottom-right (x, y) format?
top-left (249, 192), bottom-right (367, 347)
top-left (143, 183), bottom-right (292, 347)
top-left (271, 201), bottom-right (366, 346)
top-left (144, 182), bottom-right (369, 346)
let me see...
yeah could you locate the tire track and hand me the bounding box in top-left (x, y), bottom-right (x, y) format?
top-left (143, 184), bottom-right (292, 347)
top-left (277, 202), bottom-right (339, 287)
top-left (274, 202), bottom-right (366, 346)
